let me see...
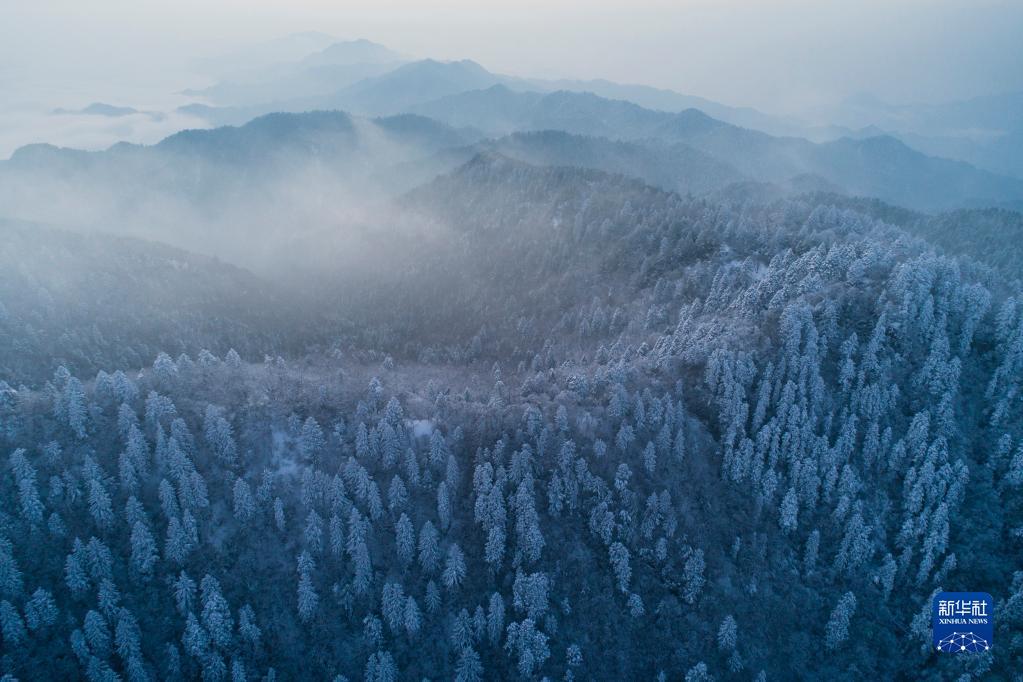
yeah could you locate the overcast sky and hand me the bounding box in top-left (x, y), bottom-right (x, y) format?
top-left (1, 0), bottom-right (1021, 154)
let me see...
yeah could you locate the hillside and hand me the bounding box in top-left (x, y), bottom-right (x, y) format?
top-left (0, 112), bottom-right (482, 270)
top-left (0, 221), bottom-right (314, 384)
top-left (1, 156), bottom-right (1021, 679)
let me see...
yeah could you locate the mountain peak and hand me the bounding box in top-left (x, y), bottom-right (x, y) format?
top-left (300, 39), bottom-right (405, 67)
top-left (403, 58), bottom-right (489, 75)
top-left (673, 107), bottom-right (729, 130)
top-left (156, 110), bottom-right (357, 154)
top-left (52, 102), bottom-right (139, 117)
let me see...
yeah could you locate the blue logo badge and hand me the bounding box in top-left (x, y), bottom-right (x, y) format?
top-left (932, 592), bottom-right (993, 653)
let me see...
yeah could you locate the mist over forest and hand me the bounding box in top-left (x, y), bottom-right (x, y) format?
top-left (1, 5), bottom-right (1023, 681)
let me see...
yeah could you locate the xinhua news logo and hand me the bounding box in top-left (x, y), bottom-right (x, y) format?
top-left (932, 592), bottom-right (993, 654)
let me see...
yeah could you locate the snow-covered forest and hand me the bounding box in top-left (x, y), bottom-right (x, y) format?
top-left (2, 153), bottom-right (1022, 680)
top-left (3, 15), bottom-right (1023, 682)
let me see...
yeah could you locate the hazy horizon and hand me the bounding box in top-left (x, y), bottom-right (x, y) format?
top-left (2, 0), bottom-right (1022, 157)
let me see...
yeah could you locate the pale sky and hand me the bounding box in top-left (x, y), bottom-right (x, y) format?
top-left (0, 0), bottom-right (1021, 155)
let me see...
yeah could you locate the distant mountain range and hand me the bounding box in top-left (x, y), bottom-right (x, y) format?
top-left (527, 78), bottom-right (802, 137)
top-left (34, 35), bottom-right (1018, 189)
top-left (182, 55), bottom-right (795, 131)
top-left (7, 46), bottom-right (1023, 277)
top-left (810, 90), bottom-right (1023, 179)
top-left (177, 49), bottom-right (1023, 196)
top-left (180, 59), bottom-right (527, 125)
top-left (6, 100), bottom-right (1023, 259)
top-left (409, 85), bottom-right (1023, 211)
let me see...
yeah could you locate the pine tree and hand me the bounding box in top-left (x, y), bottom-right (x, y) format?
top-left (484, 524), bottom-right (506, 569)
top-left (455, 647), bottom-right (483, 682)
top-left (615, 423), bottom-right (635, 453)
top-left (164, 643), bottom-right (183, 680)
top-left (381, 582), bottom-right (405, 633)
top-left (0, 536), bottom-right (23, 599)
top-left (425, 580), bottom-right (441, 613)
top-left (202, 652), bottom-right (228, 682)
top-left (119, 451), bottom-right (139, 495)
top-left (505, 618), bottom-right (550, 677)
top-left (403, 596), bottom-right (421, 637)
top-left (429, 430), bottom-right (447, 468)
top-left (388, 476), bottom-right (409, 514)
top-left (513, 571), bottom-right (550, 620)
top-left (803, 529), bottom-right (820, 575)
top-left (683, 549), bottom-right (705, 604)
top-left (566, 643), bottom-right (583, 669)
top-left (402, 448), bottom-right (421, 488)
top-left (297, 569), bottom-right (318, 623)
top-left (238, 604), bottom-right (262, 651)
top-left (717, 614), bottom-right (737, 650)
top-left (304, 510), bottom-right (324, 555)
top-left (183, 611), bottom-right (211, 660)
top-left (418, 521), bottom-right (440, 573)
top-left (84, 609), bottom-right (112, 658)
top-left (130, 521), bottom-right (158, 577)
top-left (0, 600), bottom-right (26, 646)
top-left (201, 574), bottom-right (234, 649)
top-left (64, 547), bottom-right (88, 601)
top-left (487, 593), bottom-right (505, 644)
top-left (299, 417), bottom-right (325, 463)
top-left (153, 352), bottom-right (179, 387)
top-left (87, 476), bottom-right (115, 530)
top-left (232, 478), bottom-right (256, 523)
top-left (165, 516), bottom-right (192, 564)
top-left (825, 592), bottom-right (857, 649)
top-left (395, 514), bottom-right (415, 566)
top-left (114, 609), bottom-right (143, 671)
top-left (609, 542), bottom-right (631, 593)
top-left (204, 405), bottom-right (238, 466)
top-left (514, 476), bottom-right (544, 564)
top-left (174, 572), bottom-right (196, 614)
top-left (779, 486), bottom-right (798, 533)
top-left (11, 449), bottom-right (44, 526)
top-left (24, 587), bottom-right (58, 631)
top-left (443, 543), bottom-right (467, 590)
top-left (86, 538), bottom-right (115, 584)
top-left (353, 540), bottom-right (373, 596)
top-left (64, 376), bottom-right (89, 439)
top-left (684, 662), bottom-right (710, 682)
top-left (627, 592), bottom-right (645, 617)
top-left (97, 578), bottom-right (121, 619)
top-left (225, 348), bottom-right (243, 371)
top-left (643, 441), bottom-right (657, 474)
top-left (879, 554), bottom-right (897, 601)
top-left (437, 481), bottom-right (452, 530)
top-left (86, 655), bottom-right (121, 682)
top-left (364, 650), bottom-right (397, 682)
